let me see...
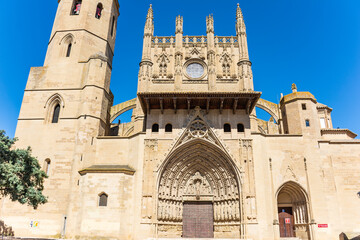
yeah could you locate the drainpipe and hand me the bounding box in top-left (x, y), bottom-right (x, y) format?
top-left (61, 216), bottom-right (67, 238)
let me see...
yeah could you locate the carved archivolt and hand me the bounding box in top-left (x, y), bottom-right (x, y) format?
top-left (157, 117), bottom-right (241, 223)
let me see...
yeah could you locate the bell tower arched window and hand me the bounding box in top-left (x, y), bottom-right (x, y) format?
top-left (72, 0), bottom-right (82, 15)
top-left (95, 3), bottom-right (103, 19)
top-left (60, 34), bottom-right (74, 58)
top-left (45, 94), bottom-right (65, 124)
top-left (52, 104), bottom-right (60, 123)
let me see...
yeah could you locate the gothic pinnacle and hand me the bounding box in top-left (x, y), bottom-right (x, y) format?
top-left (236, 3), bottom-right (246, 35)
top-left (144, 4), bottom-right (154, 36)
top-left (176, 15), bottom-right (183, 34)
top-left (206, 14), bottom-right (214, 34)
top-left (236, 3), bottom-right (243, 20)
top-left (147, 4), bottom-right (153, 19)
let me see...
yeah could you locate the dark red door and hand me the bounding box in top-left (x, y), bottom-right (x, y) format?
top-left (278, 207), bottom-right (295, 238)
top-left (183, 202), bottom-right (214, 238)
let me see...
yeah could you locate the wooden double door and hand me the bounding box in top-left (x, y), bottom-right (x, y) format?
top-left (278, 207), bottom-right (295, 238)
top-left (183, 202), bottom-right (214, 238)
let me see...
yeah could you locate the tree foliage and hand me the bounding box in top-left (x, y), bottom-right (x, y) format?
top-left (0, 130), bottom-right (47, 209)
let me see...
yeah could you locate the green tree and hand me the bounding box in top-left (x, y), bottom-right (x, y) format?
top-left (0, 130), bottom-right (47, 209)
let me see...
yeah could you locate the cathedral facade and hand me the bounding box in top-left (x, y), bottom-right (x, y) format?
top-left (1, 1), bottom-right (360, 240)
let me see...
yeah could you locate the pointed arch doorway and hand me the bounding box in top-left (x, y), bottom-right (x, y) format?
top-left (157, 135), bottom-right (242, 238)
top-left (277, 181), bottom-right (311, 240)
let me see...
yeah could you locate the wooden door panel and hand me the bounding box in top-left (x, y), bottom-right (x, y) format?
top-left (183, 202), bottom-right (214, 238)
top-left (278, 207), bottom-right (295, 238)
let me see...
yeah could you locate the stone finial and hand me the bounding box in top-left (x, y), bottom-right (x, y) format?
top-left (176, 15), bottom-right (183, 34)
top-left (291, 83), bottom-right (297, 93)
top-left (144, 4), bottom-right (154, 35)
top-left (147, 4), bottom-right (153, 19)
top-left (236, 3), bottom-right (243, 19)
top-left (206, 14), bottom-right (214, 34)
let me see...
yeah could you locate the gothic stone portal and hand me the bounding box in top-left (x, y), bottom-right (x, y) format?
top-left (277, 181), bottom-right (311, 240)
top-left (157, 135), bottom-right (241, 238)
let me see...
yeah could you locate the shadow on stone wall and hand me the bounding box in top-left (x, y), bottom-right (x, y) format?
top-left (340, 232), bottom-right (360, 240)
top-left (0, 220), bottom-right (15, 237)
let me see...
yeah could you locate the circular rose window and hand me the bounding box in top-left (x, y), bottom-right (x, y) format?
top-left (186, 63), bottom-right (205, 79)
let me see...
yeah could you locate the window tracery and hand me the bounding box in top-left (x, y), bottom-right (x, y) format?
top-left (157, 53), bottom-right (170, 79)
top-left (220, 53), bottom-right (232, 79)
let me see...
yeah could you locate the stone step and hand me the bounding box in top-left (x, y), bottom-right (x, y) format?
top-left (148, 239), bottom-right (253, 240)
top-left (1, 238), bottom-right (57, 240)
top-left (280, 238), bottom-right (301, 240)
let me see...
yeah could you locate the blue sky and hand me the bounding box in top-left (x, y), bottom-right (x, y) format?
top-left (0, 0), bottom-right (359, 138)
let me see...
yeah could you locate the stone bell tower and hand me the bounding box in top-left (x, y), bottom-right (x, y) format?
top-left (4, 0), bottom-right (120, 237)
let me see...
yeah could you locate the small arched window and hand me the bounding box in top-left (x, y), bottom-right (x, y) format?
top-left (165, 124), bottom-right (172, 133)
top-left (44, 159), bottom-right (51, 176)
top-left (224, 123), bottom-right (231, 133)
top-left (72, 0), bottom-right (82, 15)
top-left (111, 16), bottom-right (116, 37)
top-left (66, 43), bottom-right (72, 57)
top-left (95, 3), bottom-right (103, 19)
top-left (237, 123), bottom-right (245, 132)
top-left (52, 104), bottom-right (61, 123)
top-left (99, 193), bottom-right (108, 206)
top-left (305, 119), bottom-right (310, 127)
top-left (152, 124), bottom-right (159, 133)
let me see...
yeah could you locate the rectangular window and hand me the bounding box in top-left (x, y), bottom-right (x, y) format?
top-left (302, 104), bottom-right (307, 110)
top-left (320, 118), bottom-right (326, 128)
top-left (305, 120), bottom-right (310, 127)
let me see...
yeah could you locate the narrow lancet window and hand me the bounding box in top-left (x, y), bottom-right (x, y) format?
top-left (44, 159), bottom-right (51, 176)
top-left (305, 120), bottom-right (310, 127)
top-left (66, 43), bottom-right (72, 57)
top-left (52, 104), bottom-right (60, 123)
top-left (111, 16), bottom-right (115, 36)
